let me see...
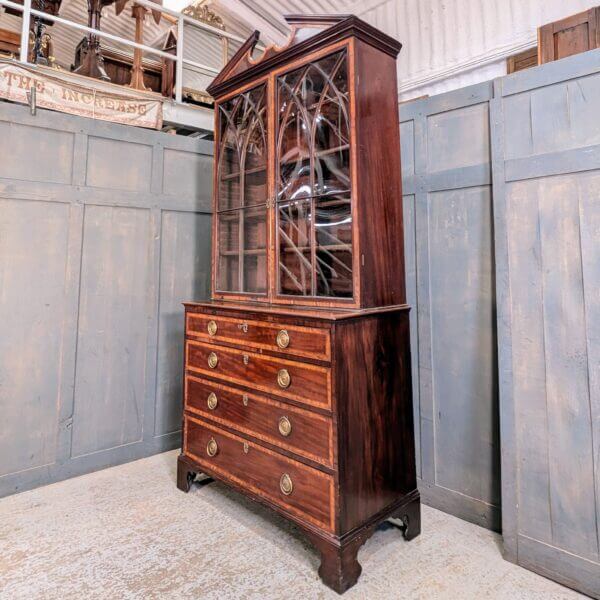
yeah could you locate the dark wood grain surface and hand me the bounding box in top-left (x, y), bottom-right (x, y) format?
top-left (184, 415), bottom-right (335, 531)
top-left (185, 375), bottom-right (334, 467)
top-left (334, 311), bottom-right (417, 532)
top-left (354, 39), bottom-right (406, 308)
top-left (186, 339), bottom-right (331, 409)
top-left (186, 312), bottom-right (331, 361)
top-left (184, 300), bottom-right (410, 322)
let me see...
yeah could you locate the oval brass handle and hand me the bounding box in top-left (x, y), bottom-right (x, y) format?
top-left (207, 320), bottom-right (217, 336)
top-left (206, 438), bottom-right (218, 457)
top-left (277, 369), bottom-right (291, 389)
top-left (207, 392), bottom-right (218, 410)
top-left (242, 394), bottom-right (249, 406)
top-left (276, 329), bottom-right (290, 349)
top-left (280, 473), bottom-right (293, 495)
top-left (278, 416), bottom-right (292, 437)
top-left (208, 352), bottom-right (218, 369)
top-left (238, 322), bottom-right (248, 333)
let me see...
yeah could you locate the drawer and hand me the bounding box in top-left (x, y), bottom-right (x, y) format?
top-left (185, 340), bottom-right (331, 410)
top-left (184, 415), bottom-right (334, 532)
top-left (185, 375), bottom-right (334, 467)
top-left (186, 312), bottom-right (331, 362)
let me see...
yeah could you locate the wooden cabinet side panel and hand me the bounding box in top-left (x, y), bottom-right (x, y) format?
top-left (334, 312), bottom-right (417, 534)
top-left (353, 40), bottom-right (406, 308)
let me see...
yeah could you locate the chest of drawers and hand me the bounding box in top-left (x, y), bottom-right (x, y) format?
top-left (177, 301), bottom-right (420, 593)
top-left (177, 13), bottom-right (419, 593)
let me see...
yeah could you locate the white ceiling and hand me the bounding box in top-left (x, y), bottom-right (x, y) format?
top-left (213, 0), bottom-right (363, 45)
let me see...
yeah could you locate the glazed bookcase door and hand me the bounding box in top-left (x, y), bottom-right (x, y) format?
top-left (275, 49), bottom-right (354, 300)
top-left (215, 83), bottom-right (269, 296)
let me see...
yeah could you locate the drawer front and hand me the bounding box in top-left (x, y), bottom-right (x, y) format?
top-left (185, 340), bottom-right (331, 410)
top-left (186, 313), bottom-right (331, 361)
top-left (185, 375), bottom-right (334, 467)
top-left (184, 415), bottom-right (334, 531)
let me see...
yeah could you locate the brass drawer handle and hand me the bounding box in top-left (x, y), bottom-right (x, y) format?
top-left (280, 473), bottom-right (293, 495)
top-left (278, 416), bottom-right (292, 437)
top-left (243, 442), bottom-right (249, 454)
top-left (206, 438), bottom-right (218, 457)
top-left (277, 369), bottom-right (291, 389)
top-left (242, 394), bottom-right (249, 406)
top-left (243, 354), bottom-right (249, 365)
top-left (208, 352), bottom-right (218, 369)
top-left (207, 392), bottom-right (218, 410)
top-left (207, 320), bottom-right (217, 336)
top-left (238, 322), bottom-right (248, 333)
top-left (276, 329), bottom-right (290, 349)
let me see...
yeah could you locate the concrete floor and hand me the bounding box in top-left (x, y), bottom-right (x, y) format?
top-left (0, 450), bottom-right (585, 599)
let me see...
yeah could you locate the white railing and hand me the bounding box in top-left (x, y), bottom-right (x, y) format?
top-left (0, 0), bottom-right (248, 103)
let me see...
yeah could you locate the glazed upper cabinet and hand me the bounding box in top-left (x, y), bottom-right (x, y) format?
top-left (211, 18), bottom-right (405, 309)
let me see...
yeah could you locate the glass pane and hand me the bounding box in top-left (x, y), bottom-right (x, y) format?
top-left (244, 255), bottom-right (267, 294)
top-left (276, 50), bottom-right (350, 200)
top-left (242, 207), bottom-right (267, 294)
top-left (218, 84), bottom-right (267, 211)
top-left (218, 175), bottom-right (240, 212)
top-left (216, 207), bottom-right (267, 294)
top-left (244, 169), bottom-right (267, 207)
top-left (279, 155), bottom-right (311, 201)
top-left (314, 99), bottom-right (349, 154)
top-left (218, 117), bottom-right (240, 179)
top-left (217, 211), bottom-right (240, 292)
top-left (242, 86), bottom-right (268, 207)
top-left (278, 74), bottom-right (311, 200)
top-left (278, 199), bottom-right (312, 296)
top-left (315, 196), bottom-right (353, 297)
top-left (315, 147), bottom-right (350, 196)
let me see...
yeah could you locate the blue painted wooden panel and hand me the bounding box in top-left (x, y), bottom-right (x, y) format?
top-left (428, 186), bottom-right (498, 509)
top-left (427, 102), bottom-right (490, 172)
top-left (400, 81), bottom-right (500, 531)
top-left (402, 193), bottom-right (420, 479)
top-left (0, 102), bottom-right (213, 497)
top-left (493, 49), bottom-right (600, 598)
top-left (162, 148), bottom-right (213, 204)
top-left (0, 121), bottom-right (74, 183)
top-left (154, 210), bottom-right (211, 436)
top-left (86, 136), bottom-right (153, 192)
top-left (0, 199), bottom-right (70, 476)
top-left (71, 205), bottom-right (152, 457)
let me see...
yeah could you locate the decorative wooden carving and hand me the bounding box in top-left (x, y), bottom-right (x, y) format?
top-left (178, 14), bottom-right (419, 594)
top-left (4, 0), bottom-right (62, 25)
top-left (72, 0), bottom-right (118, 81)
top-left (102, 48), bottom-right (162, 92)
top-left (161, 29), bottom-right (176, 98)
top-left (4, 0), bottom-right (62, 65)
top-left (539, 6), bottom-right (600, 64)
top-left (0, 28), bottom-right (21, 57)
top-left (130, 5), bottom-right (155, 91)
top-left (181, 1), bottom-right (225, 29)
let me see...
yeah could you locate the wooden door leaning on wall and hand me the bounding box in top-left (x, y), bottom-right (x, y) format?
top-left (539, 6), bottom-right (600, 63)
